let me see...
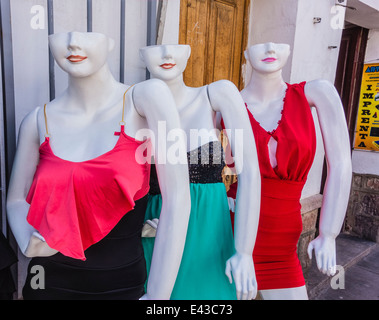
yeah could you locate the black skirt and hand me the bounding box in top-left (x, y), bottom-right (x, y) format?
top-left (22, 195), bottom-right (148, 300)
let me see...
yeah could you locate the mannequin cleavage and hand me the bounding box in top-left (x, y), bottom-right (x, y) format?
top-left (247, 95), bottom-right (285, 169)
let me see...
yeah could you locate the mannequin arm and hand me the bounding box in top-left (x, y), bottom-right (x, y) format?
top-left (208, 80), bottom-right (261, 300)
top-left (6, 108), bottom-right (57, 257)
top-left (134, 79), bottom-right (191, 300)
top-left (305, 80), bottom-right (352, 275)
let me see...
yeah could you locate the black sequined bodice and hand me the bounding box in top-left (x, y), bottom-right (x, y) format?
top-left (149, 141), bottom-right (225, 195)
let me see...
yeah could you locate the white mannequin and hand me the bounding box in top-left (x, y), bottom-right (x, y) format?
top-left (140, 44), bottom-right (261, 300)
top-left (241, 42), bottom-right (352, 300)
top-left (6, 32), bottom-right (191, 300)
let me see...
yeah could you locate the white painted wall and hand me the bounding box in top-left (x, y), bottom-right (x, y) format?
top-left (10, 0), bottom-right (50, 138)
top-left (364, 28), bottom-right (379, 63)
top-left (352, 29), bottom-right (379, 175)
top-left (291, 0), bottom-right (345, 84)
top-left (123, 0), bottom-right (148, 85)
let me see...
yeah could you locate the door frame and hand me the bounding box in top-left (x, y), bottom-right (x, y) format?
top-left (334, 25), bottom-right (369, 147)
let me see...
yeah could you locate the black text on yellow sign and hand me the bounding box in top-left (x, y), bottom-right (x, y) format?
top-left (354, 63), bottom-right (379, 151)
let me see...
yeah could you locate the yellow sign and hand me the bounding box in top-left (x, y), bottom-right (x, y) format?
top-left (354, 63), bottom-right (379, 151)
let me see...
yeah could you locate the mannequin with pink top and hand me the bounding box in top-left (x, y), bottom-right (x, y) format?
top-left (6, 32), bottom-right (191, 300)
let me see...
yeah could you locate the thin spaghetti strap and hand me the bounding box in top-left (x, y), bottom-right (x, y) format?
top-left (121, 85), bottom-right (135, 126)
top-left (43, 104), bottom-right (50, 138)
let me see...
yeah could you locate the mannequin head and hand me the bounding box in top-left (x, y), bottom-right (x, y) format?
top-left (245, 42), bottom-right (290, 75)
top-left (49, 32), bottom-right (115, 78)
top-left (139, 44), bottom-right (191, 81)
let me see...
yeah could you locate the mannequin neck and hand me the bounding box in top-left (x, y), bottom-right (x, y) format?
top-left (66, 64), bottom-right (121, 113)
top-left (243, 69), bottom-right (287, 103)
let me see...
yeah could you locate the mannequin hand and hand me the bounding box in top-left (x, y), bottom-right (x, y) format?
top-left (142, 218), bottom-right (159, 237)
top-left (24, 232), bottom-right (58, 258)
top-left (225, 252), bottom-right (257, 300)
top-left (227, 197), bottom-right (236, 213)
top-left (147, 218), bottom-right (159, 229)
top-left (307, 234), bottom-right (336, 276)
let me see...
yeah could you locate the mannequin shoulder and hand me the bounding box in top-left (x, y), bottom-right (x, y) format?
top-left (133, 79), bottom-right (176, 118)
top-left (133, 79), bottom-right (172, 113)
top-left (17, 107), bottom-right (42, 145)
top-left (134, 79), bottom-right (171, 100)
top-left (207, 80), bottom-right (241, 108)
top-left (304, 79), bottom-right (340, 106)
top-left (19, 107), bottom-right (41, 134)
top-left (208, 80), bottom-right (239, 97)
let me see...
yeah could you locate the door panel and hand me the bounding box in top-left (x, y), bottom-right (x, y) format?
top-left (179, 0), bottom-right (249, 89)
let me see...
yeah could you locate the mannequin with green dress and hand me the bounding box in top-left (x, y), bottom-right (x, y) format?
top-left (140, 44), bottom-right (261, 300)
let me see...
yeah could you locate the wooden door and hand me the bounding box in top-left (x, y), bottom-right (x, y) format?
top-left (179, 0), bottom-right (249, 89)
top-left (335, 26), bottom-right (369, 147)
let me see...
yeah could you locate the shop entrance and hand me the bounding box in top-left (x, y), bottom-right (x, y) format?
top-left (335, 25), bottom-right (369, 147)
top-left (320, 25), bottom-right (369, 194)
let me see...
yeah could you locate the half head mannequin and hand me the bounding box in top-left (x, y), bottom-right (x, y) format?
top-left (236, 42), bottom-right (352, 300)
top-left (6, 32), bottom-right (191, 300)
top-left (140, 44), bottom-right (262, 300)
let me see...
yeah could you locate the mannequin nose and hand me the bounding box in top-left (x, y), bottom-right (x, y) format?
top-left (265, 42), bottom-right (276, 54)
top-left (68, 32), bottom-right (82, 51)
top-left (162, 46), bottom-right (173, 60)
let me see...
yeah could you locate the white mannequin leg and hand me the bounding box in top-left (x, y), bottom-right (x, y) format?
top-left (259, 285), bottom-right (308, 300)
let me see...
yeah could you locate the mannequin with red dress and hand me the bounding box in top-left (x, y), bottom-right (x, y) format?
top-left (228, 42), bottom-right (352, 299)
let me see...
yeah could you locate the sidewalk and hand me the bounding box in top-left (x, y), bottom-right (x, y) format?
top-left (306, 233), bottom-right (379, 300)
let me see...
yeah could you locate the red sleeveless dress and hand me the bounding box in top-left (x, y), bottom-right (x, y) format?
top-left (228, 82), bottom-right (316, 290)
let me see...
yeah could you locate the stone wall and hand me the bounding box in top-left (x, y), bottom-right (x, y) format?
top-left (345, 173), bottom-right (379, 242)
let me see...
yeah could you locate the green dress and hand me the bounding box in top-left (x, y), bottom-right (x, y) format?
top-left (142, 141), bottom-right (237, 300)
